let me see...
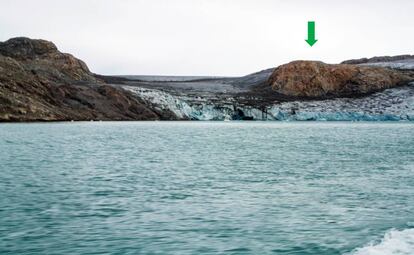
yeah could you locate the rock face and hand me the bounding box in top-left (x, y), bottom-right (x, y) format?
top-left (267, 61), bottom-right (412, 98)
top-left (0, 37), bottom-right (173, 121)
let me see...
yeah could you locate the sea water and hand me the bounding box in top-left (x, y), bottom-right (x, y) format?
top-left (1, 122), bottom-right (413, 255)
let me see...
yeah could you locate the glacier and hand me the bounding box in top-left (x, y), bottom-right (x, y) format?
top-left (123, 83), bottom-right (414, 121)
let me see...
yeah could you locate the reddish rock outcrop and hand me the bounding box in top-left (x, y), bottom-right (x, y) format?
top-left (267, 61), bottom-right (412, 98)
top-left (0, 37), bottom-right (175, 121)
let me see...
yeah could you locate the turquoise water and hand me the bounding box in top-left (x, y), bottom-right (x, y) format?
top-left (1, 122), bottom-right (414, 255)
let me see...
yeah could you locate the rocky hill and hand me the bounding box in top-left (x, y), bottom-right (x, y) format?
top-left (0, 37), bottom-right (173, 121)
top-left (266, 61), bottom-right (412, 98)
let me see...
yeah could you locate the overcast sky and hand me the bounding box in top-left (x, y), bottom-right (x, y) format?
top-left (1, 0), bottom-right (413, 76)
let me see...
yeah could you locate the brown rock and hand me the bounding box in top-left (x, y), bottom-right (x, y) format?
top-left (0, 37), bottom-right (57, 59)
top-left (0, 37), bottom-right (175, 121)
top-left (267, 61), bottom-right (412, 98)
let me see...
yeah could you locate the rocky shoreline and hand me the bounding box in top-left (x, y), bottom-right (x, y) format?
top-left (0, 37), bottom-right (175, 121)
top-left (1, 37), bottom-right (413, 121)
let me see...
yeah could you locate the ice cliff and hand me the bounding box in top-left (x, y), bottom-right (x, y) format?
top-left (124, 83), bottom-right (414, 121)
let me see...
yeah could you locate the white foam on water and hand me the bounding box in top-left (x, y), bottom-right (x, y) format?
top-left (348, 228), bottom-right (414, 255)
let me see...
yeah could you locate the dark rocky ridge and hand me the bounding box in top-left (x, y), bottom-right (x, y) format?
top-left (0, 37), bottom-right (174, 121)
top-left (341, 55), bottom-right (414, 65)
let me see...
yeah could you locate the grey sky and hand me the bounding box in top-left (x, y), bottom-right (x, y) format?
top-left (1, 0), bottom-right (413, 76)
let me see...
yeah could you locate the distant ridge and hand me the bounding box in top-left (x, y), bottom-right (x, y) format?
top-left (341, 55), bottom-right (414, 65)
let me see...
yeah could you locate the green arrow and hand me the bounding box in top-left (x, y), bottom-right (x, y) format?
top-left (306, 21), bottom-right (318, 47)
